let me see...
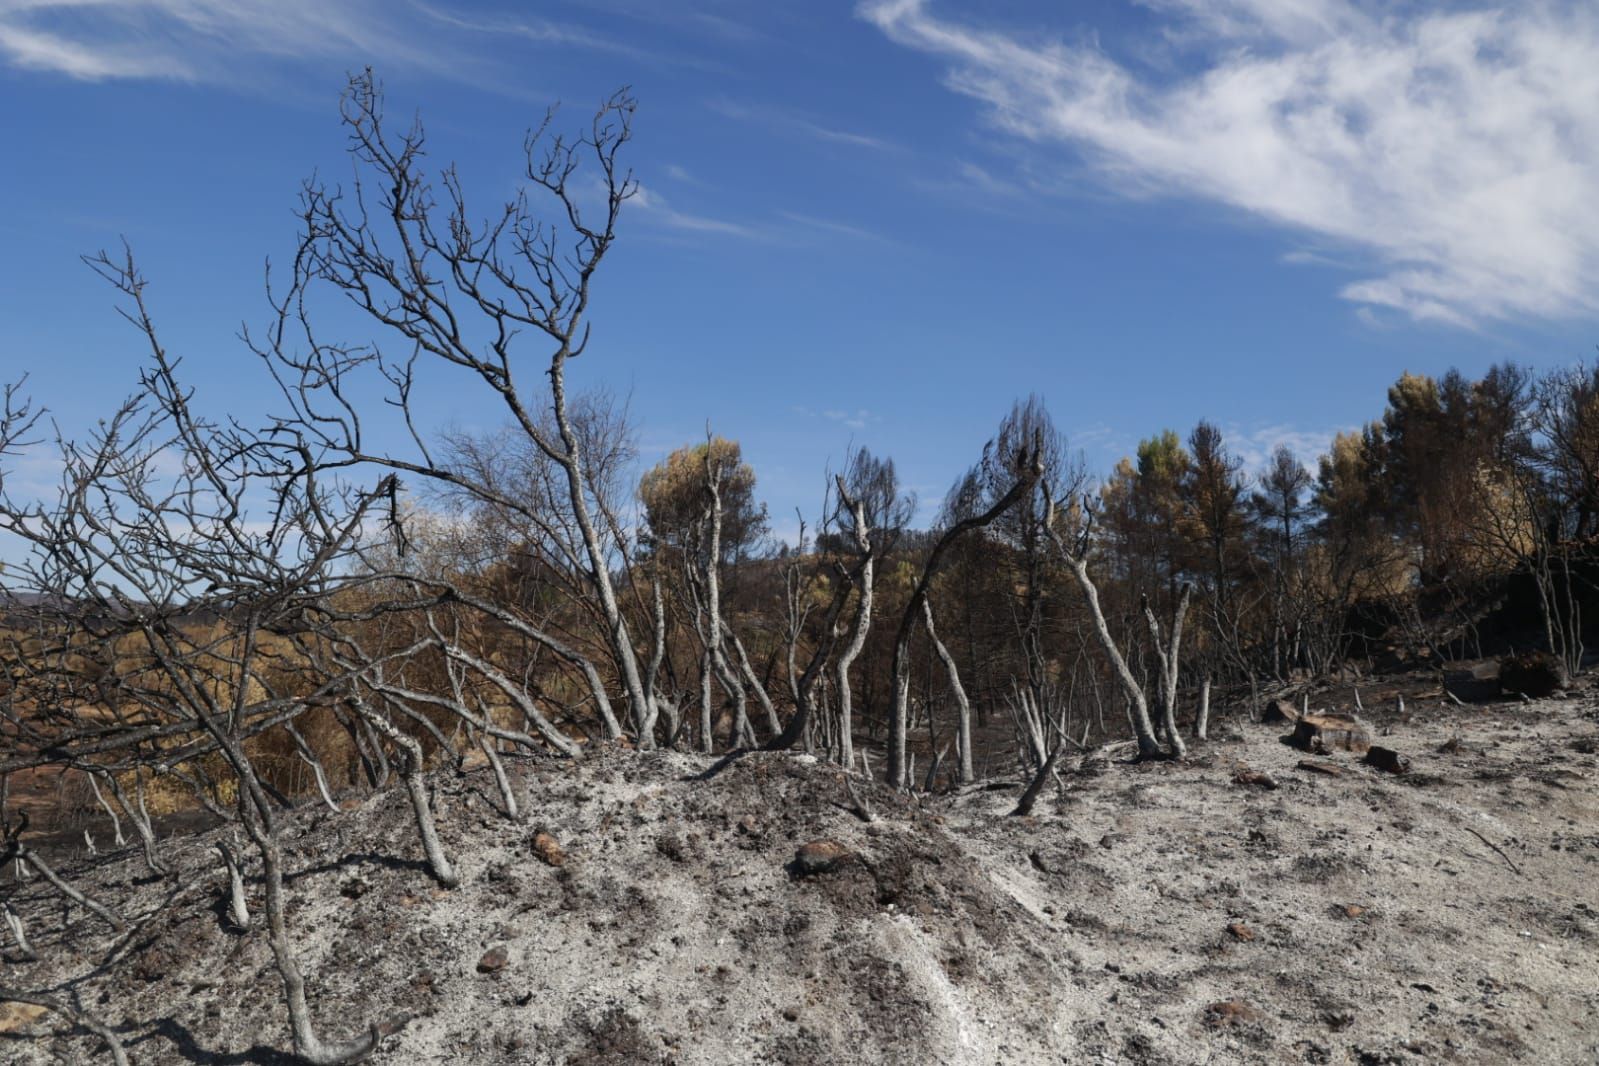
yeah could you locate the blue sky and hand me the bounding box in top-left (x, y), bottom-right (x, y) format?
top-left (3, 0), bottom-right (1598, 542)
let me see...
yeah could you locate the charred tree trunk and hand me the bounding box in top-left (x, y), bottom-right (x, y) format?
top-left (923, 596), bottom-right (975, 784)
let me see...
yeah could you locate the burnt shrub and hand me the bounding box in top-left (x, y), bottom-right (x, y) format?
top-left (1499, 650), bottom-right (1567, 698)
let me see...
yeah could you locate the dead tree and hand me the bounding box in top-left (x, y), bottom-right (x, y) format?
top-left (698, 452), bottom-right (758, 748)
top-left (765, 523), bottom-right (851, 753)
top-left (830, 450), bottom-right (910, 771)
top-left (0, 73), bottom-right (682, 1061)
top-left (3, 819), bottom-right (125, 934)
top-left (253, 70), bottom-right (651, 741)
top-left (922, 595), bottom-right (975, 784)
top-left (1140, 585), bottom-right (1193, 757)
top-left (887, 429), bottom-right (1042, 788)
top-left (0, 253), bottom-right (417, 1062)
top-left (1043, 487), bottom-right (1181, 760)
top-left (1194, 677), bottom-right (1212, 740)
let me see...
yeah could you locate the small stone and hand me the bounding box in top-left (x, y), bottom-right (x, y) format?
top-left (792, 839), bottom-right (852, 876)
top-left (532, 832), bottom-right (566, 867)
top-left (738, 814), bottom-right (759, 834)
top-left (1341, 904), bottom-right (1367, 919)
top-left (1296, 759), bottom-right (1344, 777)
top-left (1321, 1005), bottom-right (1357, 1031)
top-left (1364, 746), bottom-right (1412, 774)
top-left (1232, 766), bottom-right (1280, 790)
top-left (1227, 922), bottom-right (1256, 942)
top-left (477, 945), bottom-right (510, 973)
top-left (1205, 999), bottom-right (1262, 1027)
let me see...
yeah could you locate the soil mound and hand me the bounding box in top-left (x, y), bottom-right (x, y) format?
top-left (2, 749), bottom-right (1068, 1064)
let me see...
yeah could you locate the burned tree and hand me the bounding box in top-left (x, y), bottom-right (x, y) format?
top-left (0, 279), bottom-right (401, 1061)
top-left (0, 69), bottom-right (673, 1060)
top-left (1044, 486), bottom-right (1190, 760)
top-left (829, 449), bottom-right (912, 771)
top-left (255, 70), bottom-right (654, 741)
top-left (886, 426), bottom-right (1043, 788)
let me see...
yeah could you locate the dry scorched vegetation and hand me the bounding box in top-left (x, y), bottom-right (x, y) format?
top-left (2, 74), bottom-right (1597, 1065)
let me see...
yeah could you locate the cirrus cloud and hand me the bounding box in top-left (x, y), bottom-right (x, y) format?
top-left (861, 0), bottom-right (1599, 327)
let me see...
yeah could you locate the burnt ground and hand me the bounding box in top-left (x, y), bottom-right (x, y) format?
top-left (2, 690), bottom-right (1597, 1065)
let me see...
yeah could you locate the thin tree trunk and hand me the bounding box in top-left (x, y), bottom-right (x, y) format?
top-left (1066, 555), bottom-right (1163, 758)
top-left (13, 843), bottom-right (125, 932)
top-left (84, 771), bottom-right (125, 847)
top-left (217, 838), bottom-right (251, 931)
top-left (1012, 746), bottom-right (1061, 817)
top-left (2, 901), bottom-right (37, 961)
top-left (480, 735), bottom-right (519, 821)
top-left (1141, 585), bottom-right (1192, 758)
top-left (352, 701), bottom-right (458, 888)
top-left (549, 354), bottom-right (651, 740)
top-left (923, 596), bottom-right (975, 783)
top-left (724, 623), bottom-right (780, 736)
top-left (888, 453), bottom-right (1041, 786)
top-left (836, 550), bottom-right (874, 775)
top-left (699, 649), bottom-right (715, 755)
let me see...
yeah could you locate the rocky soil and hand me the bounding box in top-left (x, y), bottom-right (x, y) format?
top-left (3, 691), bottom-right (1597, 1064)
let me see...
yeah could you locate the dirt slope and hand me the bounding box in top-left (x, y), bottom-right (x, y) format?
top-left (3, 697), bottom-right (1597, 1065)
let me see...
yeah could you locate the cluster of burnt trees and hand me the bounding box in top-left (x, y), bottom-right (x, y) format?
top-left (1, 73), bottom-right (1596, 1063)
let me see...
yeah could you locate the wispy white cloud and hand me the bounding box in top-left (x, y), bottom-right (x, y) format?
top-left (792, 406), bottom-right (876, 431)
top-left (862, 0), bottom-right (1599, 327)
top-left (0, 0), bottom-right (636, 87)
top-left (0, 0), bottom-right (452, 82)
top-left (1066, 421), bottom-right (1119, 454)
top-left (709, 97), bottom-right (895, 152)
top-left (1067, 419), bottom-right (1339, 482)
top-left (777, 211), bottom-right (888, 244)
top-left (948, 160), bottom-right (1026, 199)
top-left (0, 18), bottom-right (167, 78)
top-left (1224, 422), bottom-right (1345, 478)
top-left (631, 187), bottom-right (889, 247)
top-left (0, 446), bottom-right (65, 504)
top-left (560, 0), bottom-right (768, 45)
top-left (663, 163), bottom-right (703, 186)
top-left (629, 183), bottom-right (768, 241)
top-left (413, 3), bottom-right (639, 57)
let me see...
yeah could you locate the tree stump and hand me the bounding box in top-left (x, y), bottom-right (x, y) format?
top-left (1262, 699), bottom-right (1300, 725)
top-left (1289, 714), bottom-right (1371, 754)
top-left (1364, 746), bottom-right (1412, 774)
top-left (1499, 651), bottom-right (1566, 699)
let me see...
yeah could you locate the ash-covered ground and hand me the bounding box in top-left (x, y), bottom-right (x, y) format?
top-left (4, 690), bottom-right (1597, 1064)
